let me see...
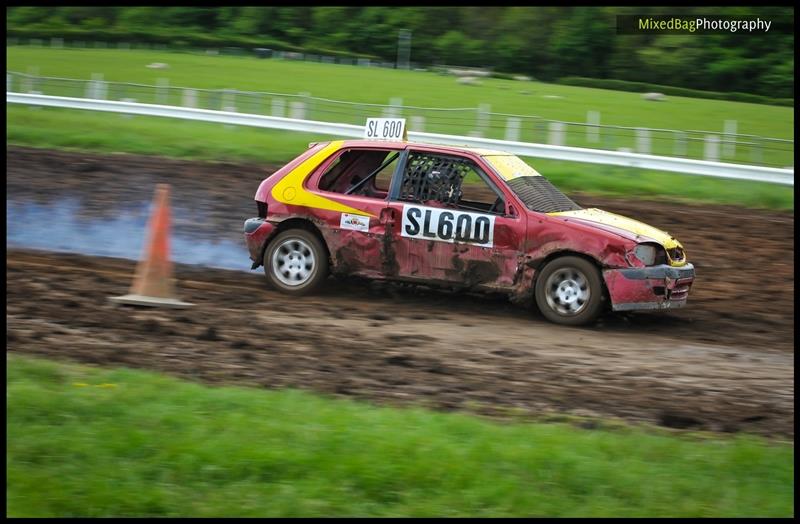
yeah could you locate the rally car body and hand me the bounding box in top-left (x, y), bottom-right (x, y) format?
top-left (244, 139), bottom-right (694, 325)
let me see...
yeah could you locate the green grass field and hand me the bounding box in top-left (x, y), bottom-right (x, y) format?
top-left (6, 47), bottom-right (794, 136)
top-left (7, 104), bottom-right (794, 210)
top-left (5, 46), bottom-right (795, 210)
top-left (6, 354), bottom-right (794, 517)
top-left (6, 46), bottom-right (795, 167)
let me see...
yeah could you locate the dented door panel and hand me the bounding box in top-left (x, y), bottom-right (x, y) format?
top-left (385, 148), bottom-right (527, 289)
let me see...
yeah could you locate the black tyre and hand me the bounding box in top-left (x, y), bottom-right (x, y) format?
top-left (263, 229), bottom-right (328, 295)
top-left (534, 256), bottom-right (604, 326)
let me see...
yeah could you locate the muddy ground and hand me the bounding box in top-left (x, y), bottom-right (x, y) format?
top-left (6, 146), bottom-right (795, 437)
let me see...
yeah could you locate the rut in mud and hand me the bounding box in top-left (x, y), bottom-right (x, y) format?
top-left (6, 146), bottom-right (795, 437)
top-left (7, 250), bottom-right (794, 438)
top-left (7, 145), bottom-right (794, 351)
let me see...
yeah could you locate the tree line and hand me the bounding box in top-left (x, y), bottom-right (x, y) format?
top-left (7, 6), bottom-right (794, 99)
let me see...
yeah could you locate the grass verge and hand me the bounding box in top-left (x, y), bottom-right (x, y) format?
top-left (7, 353), bottom-right (795, 517)
top-left (7, 105), bottom-right (794, 211)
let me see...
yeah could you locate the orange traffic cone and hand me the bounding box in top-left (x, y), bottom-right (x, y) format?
top-left (110, 184), bottom-right (193, 308)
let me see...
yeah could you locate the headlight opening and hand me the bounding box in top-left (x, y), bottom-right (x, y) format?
top-left (630, 243), bottom-right (666, 266)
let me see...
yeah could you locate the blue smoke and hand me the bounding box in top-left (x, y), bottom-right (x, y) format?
top-left (6, 198), bottom-right (252, 272)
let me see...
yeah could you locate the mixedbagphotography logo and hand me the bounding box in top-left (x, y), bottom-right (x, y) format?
top-left (617, 15), bottom-right (791, 34)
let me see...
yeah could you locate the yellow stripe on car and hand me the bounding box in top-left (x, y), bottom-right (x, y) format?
top-left (271, 140), bottom-right (377, 217)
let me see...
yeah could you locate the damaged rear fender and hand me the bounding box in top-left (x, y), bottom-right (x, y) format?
top-left (252, 217), bottom-right (330, 269)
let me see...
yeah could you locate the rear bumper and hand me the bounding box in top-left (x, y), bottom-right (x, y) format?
top-left (603, 263), bottom-right (695, 312)
top-left (243, 218), bottom-right (276, 268)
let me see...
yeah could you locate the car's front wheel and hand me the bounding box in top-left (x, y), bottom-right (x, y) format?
top-left (534, 256), bottom-right (604, 326)
top-left (263, 229), bottom-right (328, 295)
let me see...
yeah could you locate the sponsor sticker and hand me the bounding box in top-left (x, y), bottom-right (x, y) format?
top-left (340, 213), bottom-right (371, 232)
top-left (400, 204), bottom-right (495, 248)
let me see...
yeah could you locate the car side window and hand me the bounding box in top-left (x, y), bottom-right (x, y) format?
top-left (317, 149), bottom-right (398, 199)
top-left (398, 152), bottom-right (506, 214)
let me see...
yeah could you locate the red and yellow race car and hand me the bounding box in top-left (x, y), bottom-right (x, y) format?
top-left (243, 137), bottom-right (694, 326)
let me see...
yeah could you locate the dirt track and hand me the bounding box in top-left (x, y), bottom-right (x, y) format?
top-left (5, 146), bottom-right (795, 437)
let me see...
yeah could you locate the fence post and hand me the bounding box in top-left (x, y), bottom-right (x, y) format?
top-left (24, 68), bottom-right (42, 109)
top-left (221, 89), bottom-right (236, 111)
top-left (299, 91), bottom-right (312, 119)
top-left (704, 135), bottom-right (720, 162)
top-left (586, 110), bottom-right (600, 143)
top-left (25, 67), bottom-right (39, 94)
top-left (7, 73), bottom-right (12, 92)
top-left (289, 100), bottom-right (306, 120)
top-left (635, 128), bottom-right (651, 155)
top-left (156, 78), bottom-right (169, 105)
top-left (86, 73), bottom-right (105, 99)
top-left (383, 97), bottom-right (403, 118)
top-left (182, 89), bottom-right (197, 108)
top-left (271, 98), bottom-right (286, 118)
top-left (548, 121), bottom-right (565, 146)
top-left (391, 97), bottom-right (403, 117)
top-left (673, 131), bottom-right (687, 156)
top-left (220, 89), bottom-right (236, 129)
top-left (410, 116), bottom-right (425, 132)
top-left (471, 103), bottom-right (490, 138)
top-left (722, 120), bottom-right (737, 158)
top-left (505, 117), bottom-right (521, 142)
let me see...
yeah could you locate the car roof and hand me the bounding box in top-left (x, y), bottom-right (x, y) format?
top-left (336, 139), bottom-right (511, 158)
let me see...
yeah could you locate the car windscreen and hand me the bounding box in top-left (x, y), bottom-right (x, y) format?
top-left (483, 155), bottom-right (582, 213)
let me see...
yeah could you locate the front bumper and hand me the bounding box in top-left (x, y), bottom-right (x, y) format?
top-left (603, 263), bottom-right (695, 312)
top-left (243, 218), bottom-right (276, 268)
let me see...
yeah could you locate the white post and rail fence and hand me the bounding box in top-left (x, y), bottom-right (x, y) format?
top-left (6, 91), bottom-right (794, 186)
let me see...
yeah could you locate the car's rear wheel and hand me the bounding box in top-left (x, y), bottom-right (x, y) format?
top-left (534, 256), bottom-right (604, 326)
top-left (263, 229), bottom-right (328, 295)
